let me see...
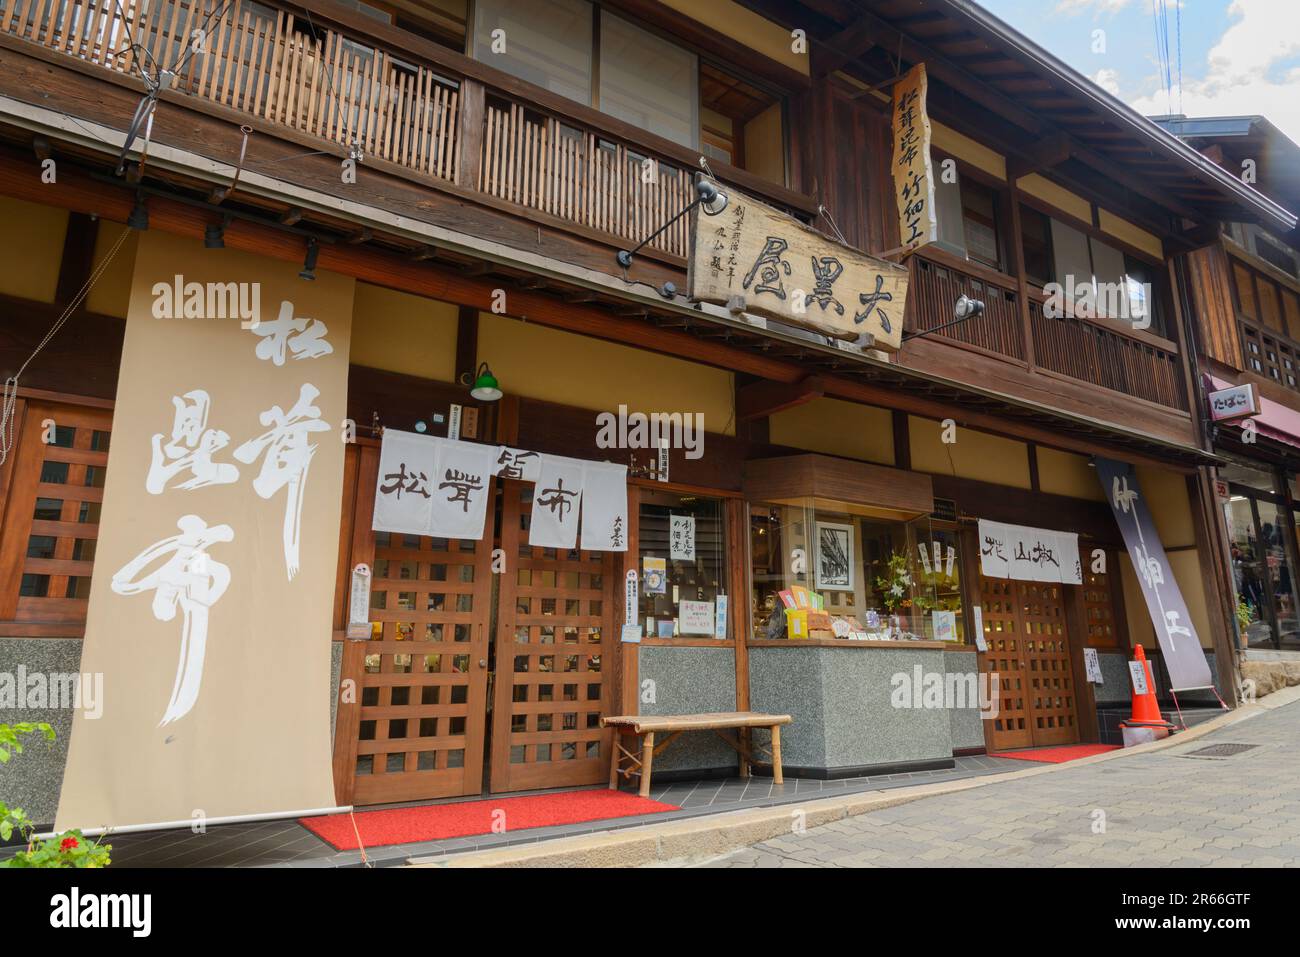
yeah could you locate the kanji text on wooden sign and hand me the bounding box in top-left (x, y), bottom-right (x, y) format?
top-left (891, 62), bottom-right (937, 253)
top-left (687, 186), bottom-right (909, 351)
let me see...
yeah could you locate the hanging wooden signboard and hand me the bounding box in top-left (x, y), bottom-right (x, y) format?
top-left (687, 186), bottom-right (909, 351)
top-left (891, 62), bottom-right (938, 253)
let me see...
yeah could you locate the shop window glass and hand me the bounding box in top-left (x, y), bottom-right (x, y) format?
top-left (1257, 500), bottom-right (1298, 646)
top-left (749, 502), bottom-right (966, 643)
top-left (636, 490), bottom-right (727, 639)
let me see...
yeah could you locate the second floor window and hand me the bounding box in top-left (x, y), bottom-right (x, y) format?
top-left (470, 0), bottom-right (785, 183)
top-left (932, 164), bottom-right (1004, 272)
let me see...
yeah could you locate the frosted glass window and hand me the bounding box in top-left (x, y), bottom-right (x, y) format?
top-left (1089, 237), bottom-right (1127, 317)
top-left (933, 171), bottom-right (966, 256)
top-left (472, 0), bottom-right (593, 106)
top-left (599, 13), bottom-right (698, 148)
top-left (1050, 218), bottom-right (1092, 295)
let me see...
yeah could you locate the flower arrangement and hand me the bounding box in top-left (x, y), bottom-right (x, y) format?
top-left (873, 552), bottom-right (915, 613)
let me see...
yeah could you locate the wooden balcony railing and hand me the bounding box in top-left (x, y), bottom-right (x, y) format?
top-left (909, 251), bottom-right (1024, 360)
top-left (909, 248), bottom-right (1187, 411)
top-left (480, 99), bottom-right (691, 258)
top-left (1, 0), bottom-right (711, 259)
top-left (1029, 296), bottom-right (1186, 410)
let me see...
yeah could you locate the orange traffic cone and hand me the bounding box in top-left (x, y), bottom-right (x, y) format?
top-left (1121, 644), bottom-right (1174, 731)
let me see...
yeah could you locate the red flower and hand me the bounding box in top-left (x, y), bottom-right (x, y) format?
top-left (60, 837), bottom-right (79, 852)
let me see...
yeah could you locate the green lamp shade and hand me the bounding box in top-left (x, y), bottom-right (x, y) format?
top-left (470, 368), bottom-right (502, 401)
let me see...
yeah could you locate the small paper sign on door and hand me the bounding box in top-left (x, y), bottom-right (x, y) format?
top-left (347, 564), bottom-right (372, 640)
top-left (1084, 647), bottom-right (1104, 684)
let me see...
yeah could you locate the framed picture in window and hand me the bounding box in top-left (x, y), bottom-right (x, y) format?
top-left (816, 522), bottom-right (855, 592)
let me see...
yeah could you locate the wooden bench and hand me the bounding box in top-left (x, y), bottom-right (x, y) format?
top-left (600, 712), bottom-right (793, 797)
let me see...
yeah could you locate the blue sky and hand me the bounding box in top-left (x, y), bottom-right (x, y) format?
top-left (976, 0), bottom-right (1300, 144)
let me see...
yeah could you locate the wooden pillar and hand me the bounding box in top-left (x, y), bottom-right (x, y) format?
top-left (456, 78), bottom-right (485, 190)
top-left (1006, 175), bottom-right (1035, 369)
top-left (1187, 470), bottom-right (1240, 705)
top-left (618, 484), bottom-right (642, 716)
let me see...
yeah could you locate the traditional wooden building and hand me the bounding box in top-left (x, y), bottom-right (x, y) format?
top-left (0, 0), bottom-right (1293, 831)
top-left (1156, 115), bottom-right (1300, 663)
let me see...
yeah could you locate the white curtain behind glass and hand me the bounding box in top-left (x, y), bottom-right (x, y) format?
top-left (472, 0), bottom-right (593, 106)
top-left (599, 13), bottom-right (698, 149)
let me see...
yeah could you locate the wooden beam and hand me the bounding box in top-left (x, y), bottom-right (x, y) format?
top-left (54, 212), bottom-right (98, 304)
top-left (736, 375), bottom-right (825, 421)
top-left (455, 306), bottom-right (478, 387)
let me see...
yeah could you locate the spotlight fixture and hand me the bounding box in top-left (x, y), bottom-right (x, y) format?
top-left (696, 177), bottom-right (729, 216)
top-left (299, 238), bottom-right (319, 281)
top-left (467, 362), bottom-right (502, 402)
top-left (954, 294), bottom-right (985, 321)
top-left (902, 294), bottom-right (988, 343)
top-left (127, 193), bottom-right (149, 231)
top-left (617, 176), bottom-right (729, 268)
top-left (204, 221), bottom-right (225, 249)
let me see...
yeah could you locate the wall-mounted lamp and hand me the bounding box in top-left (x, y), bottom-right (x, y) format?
top-left (299, 238), bottom-right (319, 280)
top-left (902, 294), bottom-right (986, 343)
top-left (462, 361), bottom-right (502, 402)
top-left (617, 177), bottom-right (728, 269)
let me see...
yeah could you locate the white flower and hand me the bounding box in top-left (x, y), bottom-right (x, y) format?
top-left (890, 583), bottom-right (904, 597)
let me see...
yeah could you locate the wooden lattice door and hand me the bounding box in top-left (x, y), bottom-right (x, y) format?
top-left (0, 399), bottom-right (113, 631)
top-left (978, 577), bottom-right (1032, 750)
top-left (978, 577), bottom-right (1079, 750)
top-left (353, 524), bottom-right (494, 804)
top-left (1018, 581), bottom-right (1078, 746)
top-left (489, 480), bottom-right (616, 793)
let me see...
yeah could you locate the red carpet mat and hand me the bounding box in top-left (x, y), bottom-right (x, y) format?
top-left (300, 789), bottom-right (679, 850)
top-left (993, 744), bottom-right (1121, 764)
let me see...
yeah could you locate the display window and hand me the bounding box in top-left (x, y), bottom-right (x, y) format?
top-left (1221, 460), bottom-right (1300, 650)
top-left (635, 489), bottom-right (729, 639)
top-left (749, 500), bottom-right (968, 643)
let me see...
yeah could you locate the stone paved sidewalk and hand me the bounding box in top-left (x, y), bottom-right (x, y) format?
top-left (700, 699), bottom-right (1300, 868)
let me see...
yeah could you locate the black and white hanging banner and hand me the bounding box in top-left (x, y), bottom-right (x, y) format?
top-left (1095, 456), bottom-right (1213, 692)
top-left (579, 461), bottom-right (629, 552)
top-left (373, 432), bottom-right (493, 540)
top-left (528, 454), bottom-right (585, 549)
top-left (978, 520), bottom-right (1081, 584)
top-left (373, 429), bottom-right (439, 535)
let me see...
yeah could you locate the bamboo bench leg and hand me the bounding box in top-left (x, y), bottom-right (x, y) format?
top-left (608, 733), bottom-right (621, 790)
top-left (770, 724), bottom-right (784, 785)
top-left (639, 731), bottom-right (655, 798)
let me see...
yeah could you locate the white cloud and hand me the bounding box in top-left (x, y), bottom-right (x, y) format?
top-left (1128, 0), bottom-right (1300, 142)
top-left (1091, 68), bottom-right (1122, 95)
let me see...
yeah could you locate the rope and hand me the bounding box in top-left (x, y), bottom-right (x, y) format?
top-left (0, 227), bottom-right (131, 466)
top-left (348, 809), bottom-right (371, 867)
